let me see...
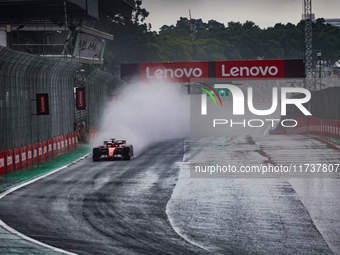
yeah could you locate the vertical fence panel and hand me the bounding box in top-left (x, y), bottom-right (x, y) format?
top-left (0, 46), bottom-right (80, 151)
top-left (86, 69), bottom-right (126, 131)
top-left (0, 47), bottom-right (125, 168)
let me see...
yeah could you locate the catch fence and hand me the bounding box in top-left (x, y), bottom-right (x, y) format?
top-left (0, 47), bottom-right (126, 175)
top-left (86, 69), bottom-right (126, 133)
top-left (0, 46), bottom-right (80, 151)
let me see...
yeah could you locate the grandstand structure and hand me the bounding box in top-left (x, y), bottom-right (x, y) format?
top-left (0, 0), bottom-right (136, 64)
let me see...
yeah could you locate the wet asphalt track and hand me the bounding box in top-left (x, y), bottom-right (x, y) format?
top-left (0, 139), bottom-right (207, 255)
top-left (0, 135), bottom-right (339, 254)
top-left (1, 101), bottom-right (340, 254)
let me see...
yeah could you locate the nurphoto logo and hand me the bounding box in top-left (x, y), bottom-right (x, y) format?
top-left (200, 84), bottom-right (312, 128)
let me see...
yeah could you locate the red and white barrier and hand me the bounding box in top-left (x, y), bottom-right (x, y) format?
top-left (21, 146), bottom-right (27, 170)
top-left (60, 135), bottom-right (65, 154)
top-left (64, 134), bottom-right (69, 152)
top-left (53, 137), bottom-right (57, 156)
top-left (43, 140), bottom-right (48, 161)
top-left (33, 143), bottom-right (38, 166)
top-left (27, 145), bottom-right (33, 168)
top-left (14, 148), bottom-right (20, 171)
top-left (68, 133), bottom-right (72, 151)
top-left (271, 117), bottom-right (340, 142)
top-left (57, 136), bottom-right (61, 155)
top-left (0, 131), bottom-right (83, 176)
top-left (38, 142), bottom-right (43, 163)
top-left (6, 149), bottom-right (13, 173)
top-left (294, 117), bottom-right (308, 135)
top-left (48, 139), bottom-right (53, 159)
top-left (0, 151), bottom-right (5, 175)
top-left (72, 132), bottom-right (75, 149)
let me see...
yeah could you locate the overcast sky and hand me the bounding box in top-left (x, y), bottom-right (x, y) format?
top-left (141, 0), bottom-right (340, 32)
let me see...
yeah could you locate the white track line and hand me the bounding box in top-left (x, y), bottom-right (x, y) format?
top-left (0, 152), bottom-right (91, 255)
top-left (165, 139), bottom-right (211, 252)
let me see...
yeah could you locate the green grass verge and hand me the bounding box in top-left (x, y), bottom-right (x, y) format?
top-left (328, 137), bottom-right (340, 144)
top-left (0, 145), bottom-right (91, 192)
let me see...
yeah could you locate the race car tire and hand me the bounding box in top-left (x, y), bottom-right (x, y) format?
top-left (123, 147), bottom-right (131, 160)
top-left (92, 147), bottom-right (101, 161)
top-left (125, 145), bottom-right (133, 159)
top-left (129, 145), bottom-right (134, 158)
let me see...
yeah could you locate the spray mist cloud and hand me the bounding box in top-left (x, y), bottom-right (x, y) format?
top-left (93, 81), bottom-right (190, 156)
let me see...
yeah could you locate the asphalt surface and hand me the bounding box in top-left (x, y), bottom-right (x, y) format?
top-left (0, 105), bottom-right (339, 255)
top-left (0, 139), bottom-right (207, 255)
top-left (170, 135), bottom-right (340, 255)
top-left (0, 135), bottom-right (340, 254)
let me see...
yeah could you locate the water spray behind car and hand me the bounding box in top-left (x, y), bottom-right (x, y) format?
top-left (92, 81), bottom-right (190, 157)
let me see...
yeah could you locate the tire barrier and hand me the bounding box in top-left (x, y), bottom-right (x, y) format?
top-left (0, 132), bottom-right (79, 176)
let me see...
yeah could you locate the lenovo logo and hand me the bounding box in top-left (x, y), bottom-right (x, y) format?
top-left (122, 59), bottom-right (303, 83)
top-left (40, 96), bottom-right (46, 113)
top-left (76, 88), bottom-right (86, 110)
top-left (216, 60), bottom-right (284, 79)
top-left (221, 65), bottom-right (279, 77)
top-left (36, 94), bottom-right (49, 115)
top-left (78, 91), bottom-right (84, 107)
top-left (146, 67), bottom-right (203, 79)
top-left (140, 62), bottom-right (208, 82)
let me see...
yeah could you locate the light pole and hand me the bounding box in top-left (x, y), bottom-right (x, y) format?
top-left (317, 50), bottom-right (322, 90)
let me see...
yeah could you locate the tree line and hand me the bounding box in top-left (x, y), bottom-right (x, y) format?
top-left (104, 6), bottom-right (340, 72)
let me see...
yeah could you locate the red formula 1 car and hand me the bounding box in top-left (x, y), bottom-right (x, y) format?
top-left (92, 138), bottom-right (133, 161)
